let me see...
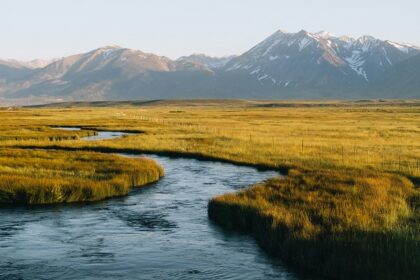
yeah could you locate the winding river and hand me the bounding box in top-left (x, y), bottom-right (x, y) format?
top-left (0, 129), bottom-right (316, 279)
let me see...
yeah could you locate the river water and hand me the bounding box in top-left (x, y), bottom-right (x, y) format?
top-left (0, 129), bottom-right (316, 279)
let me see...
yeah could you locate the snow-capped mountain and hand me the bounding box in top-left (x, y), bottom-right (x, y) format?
top-left (1, 29), bottom-right (419, 102)
top-left (223, 29), bottom-right (419, 93)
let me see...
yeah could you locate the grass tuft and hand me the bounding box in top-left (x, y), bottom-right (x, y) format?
top-left (0, 149), bottom-right (163, 205)
top-left (208, 168), bottom-right (419, 279)
top-left (0, 100), bottom-right (419, 278)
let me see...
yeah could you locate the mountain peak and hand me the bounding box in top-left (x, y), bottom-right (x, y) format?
top-left (315, 30), bottom-right (334, 39)
top-left (297, 29), bottom-right (310, 35)
top-left (338, 35), bottom-right (354, 42)
top-left (385, 40), bottom-right (420, 53)
top-left (275, 29), bottom-right (289, 35)
top-left (357, 35), bottom-right (377, 43)
top-left (224, 27), bottom-right (420, 90)
top-left (2, 28), bottom-right (420, 102)
top-left (98, 44), bottom-right (123, 50)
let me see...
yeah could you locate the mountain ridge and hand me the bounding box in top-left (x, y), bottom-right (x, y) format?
top-left (1, 29), bottom-right (419, 103)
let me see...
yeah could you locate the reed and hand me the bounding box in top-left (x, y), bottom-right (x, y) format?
top-left (0, 100), bottom-right (418, 278)
top-left (2, 101), bottom-right (418, 178)
top-left (208, 167), bottom-right (419, 279)
top-left (0, 148), bottom-right (163, 205)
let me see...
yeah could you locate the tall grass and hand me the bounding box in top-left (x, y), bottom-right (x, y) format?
top-left (2, 102), bottom-right (417, 177)
top-left (0, 100), bottom-right (419, 278)
top-left (0, 148), bottom-right (163, 204)
top-left (208, 167), bottom-right (419, 279)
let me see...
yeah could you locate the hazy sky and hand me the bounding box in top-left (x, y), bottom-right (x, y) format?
top-left (1, 0), bottom-right (419, 60)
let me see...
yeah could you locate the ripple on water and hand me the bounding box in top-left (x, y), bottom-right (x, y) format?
top-left (116, 210), bottom-right (178, 231)
top-left (0, 154), bottom-right (316, 280)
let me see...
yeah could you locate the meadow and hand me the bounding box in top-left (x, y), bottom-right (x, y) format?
top-left (0, 149), bottom-right (163, 204)
top-left (0, 99), bottom-right (419, 278)
top-left (8, 99), bottom-right (419, 179)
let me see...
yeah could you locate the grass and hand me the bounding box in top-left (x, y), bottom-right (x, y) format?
top-left (0, 99), bottom-right (419, 278)
top-left (209, 168), bottom-right (419, 279)
top-left (0, 148), bottom-right (163, 204)
top-left (3, 101), bottom-right (418, 178)
top-left (0, 125), bottom-right (97, 141)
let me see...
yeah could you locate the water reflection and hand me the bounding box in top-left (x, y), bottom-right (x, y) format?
top-left (0, 154), bottom-right (318, 279)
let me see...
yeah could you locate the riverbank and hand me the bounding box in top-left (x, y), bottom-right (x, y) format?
top-left (208, 167), bottom-right (419, 279)
top-left (0, 148), bottom-right (163, 205)
top-left (0, 154), bottom-right (291, 280)
top-left (7, 127), bottom-right (419, 278)
top-left (0, 101), bottom-right (418, 278)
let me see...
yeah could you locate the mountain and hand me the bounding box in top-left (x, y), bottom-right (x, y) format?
top-left (0, 58), bottom-right (54, 80)
top-left (369, 54), bottom-right (420, 98)
top-left (20, 59), bottom-right (55, 69)
top-left (177, 54), bottom-right (235, 69)
top-left (222, 30), bottom-right (420, 97)
top-left (4, 46), bottom-right (215, 100)
top-left (0, 29), bottom-right (419, 103)
top-left (0, 60), bottom-right (35, 97)
top-left (0, 59), bottom-right (34, 80)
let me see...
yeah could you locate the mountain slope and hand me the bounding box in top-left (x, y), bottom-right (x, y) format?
top-left (222, 30), bottom-right (419, 97)
top-left (0, 60), bottom-right (35, 96)
top-left (369, 54), bottom-right (420, 98)
top-left (0, 29), bottom-right (419, 102)
top-left (0, 60), bottom-right (34, 81)
top-left (177, 54), bottom-right (235, 69)
top-left (5, 46), bottom-right (215, 100)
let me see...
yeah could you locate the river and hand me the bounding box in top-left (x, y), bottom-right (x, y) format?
top-left (0, 129), bottom-right (316, 279)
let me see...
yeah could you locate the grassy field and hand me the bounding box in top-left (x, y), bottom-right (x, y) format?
top-left (3, 100), bottom-right (419, 178)
top-left (0, 99), bottom-right (419, 278)
top-left (209, 168), bottom-right (419, 279)
top-left (0, 148), bottom-right (163, 204)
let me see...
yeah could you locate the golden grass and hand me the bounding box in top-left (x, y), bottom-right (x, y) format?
top-left (2, 102), bottom-right (418, 178)
top-left (0, 100), bottom-right (419, 278)
top-left (208, 167), bottom-right (419, 279)
top-left (0, 148), bottom-right (163, 204)
top-left (210, 169), bottom-right (414, 236)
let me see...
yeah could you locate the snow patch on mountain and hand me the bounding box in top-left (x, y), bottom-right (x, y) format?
top-left (357, 36), bottom-right (381, 52)
top-left (226, 63), bottom-right (242, 71)
top-left (102, 49), bottom-right (115, 59)
top-left (299, 37), bottom-right (312, 51)
top-left (315, 31), bottom-right (334, 39)
top-left (257, 74), bottom-right (268, 81)
top-left (345, 50), bottom-right (368, 81)
top-left (250, 68), bottom-right (260, 74)
top-left (262, 39), bottom-right (282, 56)
top-left (382, 47), bottom-right (393, 65)
top-left (386, 41), bottom-right (417, 54)
top-left (223, 28), bottom-right (420, 88)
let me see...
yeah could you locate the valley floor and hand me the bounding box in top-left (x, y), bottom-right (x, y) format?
top-left (0, 99), bottom-right (419, 279)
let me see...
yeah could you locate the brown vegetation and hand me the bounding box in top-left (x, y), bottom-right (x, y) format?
top-left (0, 148), bottom-right (163, 204)
top-left (0, 100), bottom-right (418, 278)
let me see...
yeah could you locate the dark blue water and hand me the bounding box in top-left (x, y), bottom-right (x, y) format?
top-left (0, 130), bottom-right (317, 279)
